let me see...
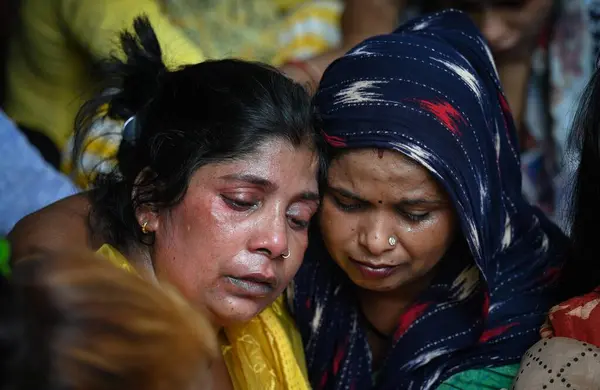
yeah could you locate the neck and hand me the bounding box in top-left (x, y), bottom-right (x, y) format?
top-left (357, 273), bottom-right (434, 336)
top-left (123, 243), bottom-right (159, 283)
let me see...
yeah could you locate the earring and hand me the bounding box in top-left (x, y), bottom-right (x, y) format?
top-left (388, 235), bottom-right (397, 247)
top-left (141, 221), bottom-right (149, 234)
top-left (281, 249), bottom-right (291, 259)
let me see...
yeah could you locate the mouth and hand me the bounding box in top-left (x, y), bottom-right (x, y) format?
top-left (349, 258), bottom-right (402, 280)
top-left (226, 273), bottom-right (277, 298)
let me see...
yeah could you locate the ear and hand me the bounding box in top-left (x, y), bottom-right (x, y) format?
top-left (132, 168), bottom-right (160, 234)
top-left (135, 206), bottom-right (160, 234)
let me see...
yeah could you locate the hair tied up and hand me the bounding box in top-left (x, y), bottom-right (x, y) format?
top-left (71, 15), bottom-right (168, 182)
top-left (107, 15), bottom-right (169, 121)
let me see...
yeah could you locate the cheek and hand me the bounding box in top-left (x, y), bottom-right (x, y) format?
top-left (401, 212), bottom-right (456, 261)
top-left (319, 202), bottom-right (357, 248)
top-left (153, 248), bottom-right (216, 307)
top-left (168, 196), bottom-right (244, 260)
top-left (153, 200), bottom-right (235, 303)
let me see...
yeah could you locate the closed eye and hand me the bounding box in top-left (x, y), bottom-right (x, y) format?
top-left (401, 211), bottom-right (430, 222)
top-left (331, 194), bottom-right (364, 212)
top-left (288, 217), bottom-right (310, 230)
top-left (221, 195), bottom-right (259, 211)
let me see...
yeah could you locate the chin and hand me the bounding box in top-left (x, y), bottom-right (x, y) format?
top-left (350, 276), bottom-right (406, 292)
top-left (211, 297), bottom-right (270, 327)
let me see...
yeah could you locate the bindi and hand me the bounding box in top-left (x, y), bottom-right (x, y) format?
top-left (377, 149), bottom-right (385, 159)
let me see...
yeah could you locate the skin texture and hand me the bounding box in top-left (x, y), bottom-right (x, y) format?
top-left (10, 138), bottom-right (320, 329)
top-left (8, 194), bottom-right (93, 258)
top-left (319, 148), bottom-right (457, 365)
top-left (321, 148), bottom-right (456, 293)
top-left (135, 138), bottom-right (320, 327)
top-left (9, 137), bottom-right (321, 390)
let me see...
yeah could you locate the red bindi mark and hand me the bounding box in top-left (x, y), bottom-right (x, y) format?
top-left (378, 149), bottom-right (384, 159)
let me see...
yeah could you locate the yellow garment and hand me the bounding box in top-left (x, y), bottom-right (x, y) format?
top-left (4, 0), bottom-right (204, 150)
top-left (62, 115), bottom-right (120, 188)
top-left (96, 243), bottom-right (310, 390)
top-left (61, 0), bottom-right (343, 188)
top-left (161, 0), bottom-right (342, 66)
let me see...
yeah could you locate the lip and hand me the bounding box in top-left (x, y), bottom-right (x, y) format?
top-left (226, 273), bottom-right (277, 298)
top-left (349, 258), bottom-right (400, 280)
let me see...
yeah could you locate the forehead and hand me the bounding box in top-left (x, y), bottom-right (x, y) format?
top-left (329, 149), bottom-right (445, 198)
top-left (189, 138), bottom-right (320, 190)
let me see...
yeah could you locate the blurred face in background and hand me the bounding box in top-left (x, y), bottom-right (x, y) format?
top-left (432, 0), bottom-right (554, 59)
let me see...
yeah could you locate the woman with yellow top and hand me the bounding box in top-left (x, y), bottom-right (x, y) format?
top-left (4, 0), bottom-right (204, 168)
top-left (10, 17), bottom-right (324, 389)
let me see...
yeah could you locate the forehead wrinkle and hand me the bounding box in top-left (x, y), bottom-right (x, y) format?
top-left (330, 150), bottom-right (446, 202)
top-left (355, 151), bottom-right (430, 186)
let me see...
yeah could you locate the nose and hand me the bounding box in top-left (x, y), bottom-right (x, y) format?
top-left (358, 213), bottom-right (396, 257)
top-left (248, 209), bottom-right (289, 259)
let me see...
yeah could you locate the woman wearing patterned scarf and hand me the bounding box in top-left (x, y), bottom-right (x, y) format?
top-left (9, 9), bottom-right (568, 390)
top-left (291, 9), bottom-right (568, 389)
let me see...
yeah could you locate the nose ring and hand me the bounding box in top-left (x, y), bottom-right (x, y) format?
top-left (281, 249), bottom-right (291, 259)
top-left (388, 236), bottom-right (397, 247)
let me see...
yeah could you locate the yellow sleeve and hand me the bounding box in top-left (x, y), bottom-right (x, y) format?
top-left (59, 0), bottom-right (205, 69)
top-left (96, 244), bottom-right (137, 274)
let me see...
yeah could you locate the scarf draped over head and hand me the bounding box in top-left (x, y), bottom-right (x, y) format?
top-left (291, 10), bottom-right (568, 390)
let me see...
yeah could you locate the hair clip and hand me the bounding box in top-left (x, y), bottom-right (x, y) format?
top-left (122, 115), bottom-right (139, 144)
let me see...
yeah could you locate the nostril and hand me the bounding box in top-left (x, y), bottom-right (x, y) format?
top-left (256, 248), bottom-right (273, 257)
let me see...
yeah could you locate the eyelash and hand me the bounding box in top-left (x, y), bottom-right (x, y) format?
top-left (402, 211), bottom-right (430, 222)
top-left (221, 196), bottom-right (259, 211)
top-left (288, 217), bottom-right (310, 231)
top-left (332, 196), bottom-right (363, 212)
top-left (332, 196), bottom-right (430, 222)
top-left (222, 195), bottom-right (312, 230)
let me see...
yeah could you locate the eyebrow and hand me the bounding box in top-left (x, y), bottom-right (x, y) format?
top-left (219, 174), bottom-right (276, 189)
top-left (329, 186), bottom-right (446, 207)
top-left (330, 187), bottom-right (366, 203)
top-left (298, 191), bottom-right (321, 203)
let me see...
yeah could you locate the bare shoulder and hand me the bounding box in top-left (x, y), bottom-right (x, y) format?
top-left (8, 193), bottom-right (94, 260)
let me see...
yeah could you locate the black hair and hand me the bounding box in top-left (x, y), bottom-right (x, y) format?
top-left (559, 67), bottom-right (600, 298)
top-left (73, 16), bottom-right (327, 251)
